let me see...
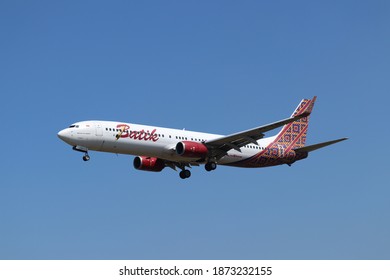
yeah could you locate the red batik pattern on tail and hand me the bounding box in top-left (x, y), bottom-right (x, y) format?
top-left (229, 98), bottom-right (314, 168)
top-left (274, 98), bottom-right (312, 150)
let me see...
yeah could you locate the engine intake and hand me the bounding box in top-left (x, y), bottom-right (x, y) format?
top-left (133, 156), bottom-right (165, 172)
top-left (176, 141), bottom-right (209, 158)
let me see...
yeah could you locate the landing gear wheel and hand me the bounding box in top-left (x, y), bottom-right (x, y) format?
top-left (205, 162), bottom-right (217, 171)
top-left (82, 154), bottom-right (90, 161)
top-left (179, 170), bottom-right (191, 179)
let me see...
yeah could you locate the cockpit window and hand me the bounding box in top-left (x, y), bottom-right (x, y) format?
top-left (69, 125), bottom-right (80, 128)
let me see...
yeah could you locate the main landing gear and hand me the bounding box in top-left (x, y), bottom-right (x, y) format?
top-left (205, 162), bottom-right (217, 172)
top-left (179, 169), bottom-right (191, 179)
top-left (178, 161), bottom-right (217, 179)
top-left (179, 162), bottom-right (217, 179)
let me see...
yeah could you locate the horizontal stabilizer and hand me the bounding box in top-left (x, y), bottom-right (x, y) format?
top-left (294, 138), bottom-right (348, 153)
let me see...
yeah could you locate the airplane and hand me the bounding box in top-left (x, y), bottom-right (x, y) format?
top-left (57, 96), bottom-right (347, 179)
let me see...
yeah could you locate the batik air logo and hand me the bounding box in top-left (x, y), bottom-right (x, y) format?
top-left (115, 124), bottom-right (159, 142)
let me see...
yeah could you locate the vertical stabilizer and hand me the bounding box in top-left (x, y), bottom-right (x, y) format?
top-left (274, 96), bottom-right (316, 149)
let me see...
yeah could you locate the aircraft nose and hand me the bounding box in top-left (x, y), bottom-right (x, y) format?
top-left (57, 129), bottom-right (70, 141)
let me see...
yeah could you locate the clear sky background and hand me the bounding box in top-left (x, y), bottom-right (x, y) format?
top-left (0, 1), bottom-right (389, 260)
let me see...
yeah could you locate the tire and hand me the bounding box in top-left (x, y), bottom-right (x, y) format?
top-left (179, 171), bottom-right (187, 179)
top-left (83, 155), bottom-right (90, 161)
top-left (205, 162), bottom-right (217, 171)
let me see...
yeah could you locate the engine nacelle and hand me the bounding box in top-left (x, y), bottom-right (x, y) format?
top-left (133, 156), bottom-right (165, 172)
top-left (176, 141), bottom-right (209, 158)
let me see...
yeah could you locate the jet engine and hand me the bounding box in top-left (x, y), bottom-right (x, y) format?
top-left (133, 156), bottom-right (165, 172)
top-left (176, 141), bottom-right (209, 158)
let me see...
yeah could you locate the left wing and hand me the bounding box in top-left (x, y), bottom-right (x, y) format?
top-left (205, 101), bottom-right (314, 158)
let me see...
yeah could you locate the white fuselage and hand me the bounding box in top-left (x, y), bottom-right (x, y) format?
top-left (58, 120), bottom-right (275, 165)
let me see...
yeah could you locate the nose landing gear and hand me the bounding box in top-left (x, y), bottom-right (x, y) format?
top-left (73, 146), bottom-right (90, 162)
top-left (82, 154), bottom-right (90, 161)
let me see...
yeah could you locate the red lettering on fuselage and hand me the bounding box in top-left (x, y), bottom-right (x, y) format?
top-left (116, 124), bottom-right (159, 142)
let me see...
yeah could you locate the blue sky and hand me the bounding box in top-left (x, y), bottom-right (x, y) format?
top-left (0, 0), bottom-right (389, 259)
